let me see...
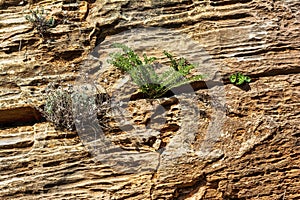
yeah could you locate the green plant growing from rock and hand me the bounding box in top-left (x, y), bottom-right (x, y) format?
top-left (229, 72), bottom-right (251, 85)
top-left (108, 43), bottom-right (157, 72)
top-left (108, 43), bottom-right (203, 98)
top-left (25, 7), bottom-right (55, 37)
top-left (163, 50), bottom-right (195, 76)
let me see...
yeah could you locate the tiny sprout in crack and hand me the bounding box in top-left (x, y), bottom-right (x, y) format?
top-left (25, 7), bottom-right (55, 37)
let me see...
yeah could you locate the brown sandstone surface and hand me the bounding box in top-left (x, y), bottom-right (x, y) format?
top-left (0, 0), bottom-right (299, 199)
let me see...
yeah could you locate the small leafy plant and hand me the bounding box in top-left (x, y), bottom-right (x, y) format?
top-left (163, 51), bottom-right (195, 76)
top-left (108, 43), bottom-right (156, 72)
top-left (128, 64), bottom-right (197, 98)
top-left (229, 72), bottom-right (251, 85)
top-left (25, 7), bottom-right (55, 37)
top-left (108, 44), bottom-right (203, 98)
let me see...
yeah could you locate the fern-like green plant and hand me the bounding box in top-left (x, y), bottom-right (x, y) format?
top-left (163, 51), bottom-right (195, 76)
top-left (108, 44), bottom-right (203, 98)
top-left (108, 43), bottom-right (156, 72)
top-left (129, 64), bottom-right (189, 98)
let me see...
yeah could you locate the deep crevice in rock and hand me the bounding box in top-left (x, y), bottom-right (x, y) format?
top-left (252, 67), bottom-right (300, 78)
top-left (210, 0), bottom-right (253, 7)
top-left (173, 174), bottom-right (207, 200)
top-left (0, 106), bottom-right (44, 129)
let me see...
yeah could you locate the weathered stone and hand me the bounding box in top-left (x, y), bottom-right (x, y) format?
top-left (0, 0), bottom-right (299, 199)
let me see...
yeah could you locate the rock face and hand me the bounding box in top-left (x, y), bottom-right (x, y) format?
top-left (0, 0), bottom-right (299, 199)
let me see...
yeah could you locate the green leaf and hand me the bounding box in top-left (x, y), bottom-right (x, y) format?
top-left (229, 74), bottom-right (237, 83)
top-left (143, 53), bottom-right (156, 64)
top-left (244, 76), bottom-right (251, 83)
top-left (236, 75), bottom-right (245, 85)
top-left (164, 50), bottom-right (178, 71)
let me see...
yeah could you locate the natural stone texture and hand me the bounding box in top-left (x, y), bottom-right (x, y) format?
top-left (0, 0), bottom-right (299, 199)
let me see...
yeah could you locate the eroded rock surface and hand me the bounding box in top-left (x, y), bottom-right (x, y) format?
top-left (0, 0), bottom-right (299, 199)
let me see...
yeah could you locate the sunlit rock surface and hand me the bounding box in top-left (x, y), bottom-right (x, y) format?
top-left (0, 0), bottom-right (299, 199)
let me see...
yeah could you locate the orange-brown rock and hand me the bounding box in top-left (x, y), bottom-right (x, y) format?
top-left (0, 0), bottom-right (299, 199)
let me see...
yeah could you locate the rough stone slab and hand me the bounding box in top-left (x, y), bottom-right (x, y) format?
top-left (0, 0), bottom-right (299, 199)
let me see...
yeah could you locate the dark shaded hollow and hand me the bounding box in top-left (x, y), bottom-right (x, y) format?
top-left (129, 80), bottom-right (224, 101)
top-left (0, 106), bottom-right (44, 128)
